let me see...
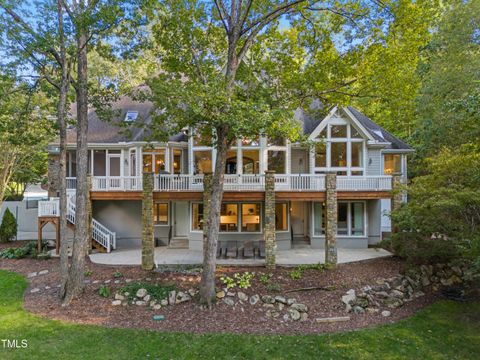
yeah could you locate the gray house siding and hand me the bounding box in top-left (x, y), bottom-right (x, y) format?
top-left (366, 148), bottom-right (382, 176)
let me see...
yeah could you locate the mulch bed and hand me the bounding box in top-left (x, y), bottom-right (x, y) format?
top-left (0, 246), bottom-right (441, 335)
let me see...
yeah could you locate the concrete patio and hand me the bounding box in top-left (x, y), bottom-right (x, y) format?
top-left (89, 246), bottom-right (392, 266)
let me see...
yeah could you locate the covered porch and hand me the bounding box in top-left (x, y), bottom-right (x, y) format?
top-left (89, 246), bottom-right (392, 266)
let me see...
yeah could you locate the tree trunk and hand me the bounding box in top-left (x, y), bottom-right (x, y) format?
top-left (64, 30), bottom-right (89, 304)
top-left (57, 0), bottom-right (70, 299)
top-left (199, 124), bottom-right (229, 306)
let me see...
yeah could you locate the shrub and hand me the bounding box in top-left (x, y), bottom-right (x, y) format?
top-left (98, 285), bottom-right (110, 298)
top-left (0, 241), bottom-right (36, 259)
top-left (0, 208), bottom-right (17, 243)
top-left (118, 282), bottom-right (176, 302)
top-left (220, 272), bottom-right (255, 289)
top-left (259, 273), bottom-right (273, 285)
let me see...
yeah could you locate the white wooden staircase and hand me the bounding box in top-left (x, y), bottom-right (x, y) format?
top-left (39, 195), bottom-right (116, 253)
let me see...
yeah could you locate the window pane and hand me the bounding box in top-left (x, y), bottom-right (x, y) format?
top-left (220, 204), bottom-right (238, 232)
top-left (242, 149), bottom-right (260, 174)
top-left (172, 149), bottom-right (182, 174)
top-left (194, 150), bottom-right (212, 174)
top-left (225, 150), bottom-right (237, 174)
top-left (315, 143), bottom-right (326, 167)
top-left (130, 150), bottom-right (136, 176)
top-left (331, 125), bottom-right (347, 138)
top-left (351, 202), bottom-right (364, 235)
top-left (143, 154), bottom-right (153, 173)
top-left (351, 142), bottom-right (363, 167)
top-left (338, 203), bottom-right (348, 235)
top-left (154, 150), bottom-right (166, 173)
top-left (241, 203), bottom-right (261, 232)
top-left (192, 203), bottom-right (204, 231)
top-left (384, 154), bottom-right (402, 174)
top-left (317, 128), bottom-right (327, 139)
top-left (275, 203), bottom-right (288, 231)
top-left (267, 136), bottom-right (285, 146)
top-left (154, 203), bottom-right (169, 225)
top-left (268, 150), bottom-right (286, 173)
top-left (313, 202), bottom-right (325, 235)
top-left (350, 126), bottom-right (361, 138)
top-left (109, 156), bottom-right (121, 176)
top-left (93, 150), bottom-right (106, 176)
top-left (331, 142), bottom-right (347, 167)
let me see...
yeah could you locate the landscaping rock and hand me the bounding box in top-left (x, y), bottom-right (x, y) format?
top-left (188, 288), bottom-right (197, 297)
top-left (168, 290), bottom-right (177, 305)
top-left (300, 312), bottom-right (308, 321)
top-left (227, 291), bottom-right (235, 297)
top-left (277, 303), bottom-right (285, 311)
top-left (390, 289), bottom-right (405, 299)
top-left (286, 298), bottom-right (297, 306)
top-left (223, 297), bottom-right (235, 306)
top-left (160, 299), bottom-right (169, 306)
top-left (316, 316), bottom-right (350, 323)
top-left (216, 291), bottom-right (226, 299)
top-left (237, 292), bottom-right (248, 302)
top-left (341, 289), bottom-right (356, 311)
top-left (263, 303), bottom-right (275, 309)
top-left (153, 304), bottom-right (161, 310)
top-left (143, 294), bottom-right (151, 303)
top-left (38, 270), bottom-right (49, 275)
top-left (111, 300), bottom-right (122, 306)
top-left (288, 308), bottom-right (301, 321)
top-left (136, 288), bottom-right (147, 298)
top-left (249, 294), bottom-right (260, 305)
top-left (30, 288), bottom-right (40, 293)
top-left (114, 293), bottom-right (125, 301)
top-left (283, 313), bottom-right (290, 322)
top-left (27, 272), bottom-right (37, 278)
top-left (353, 306), bottom-right (365, 314)
top-left (176, 291), bottom-right (191, 304)
top-left (274, 295), bottom-right (287, 304)
top-left (384, 298), bottom-right (403, 308)
top-left (261, 295), bottom-right (275, 304)
top-left (266, 309), bottom-right (280, 318)
top-left (381, 310), bottom-right (391, 317)
top-left (135, 301), bottom-right (146, 306)
top-left (290, 303), bottom-right (308, 313)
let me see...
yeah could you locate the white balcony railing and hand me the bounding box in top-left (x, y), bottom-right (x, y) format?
top-left (66, 177), bottom-right (77, 189)
top-left (78, 174), bottom-right (393, 192)
top-left (38, 199), bottom-right (60, 217)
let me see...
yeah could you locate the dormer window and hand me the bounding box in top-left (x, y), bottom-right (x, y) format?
top-left (125, 111), bottom-right (138, 122)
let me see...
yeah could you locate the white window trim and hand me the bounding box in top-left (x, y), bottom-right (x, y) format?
top-left (311, 200), bottom-right (368, 238)
top-left (190, 201), bottom-right (263, 234)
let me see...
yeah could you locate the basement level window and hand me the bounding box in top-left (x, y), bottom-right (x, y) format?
top-left (124, 111), bottom-right (138, 122)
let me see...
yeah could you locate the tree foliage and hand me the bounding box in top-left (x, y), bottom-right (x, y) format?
top-left (389, 144), bottom-right (480, 265)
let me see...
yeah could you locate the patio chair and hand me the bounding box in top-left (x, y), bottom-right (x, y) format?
top-left (243, 241), bottom-right (254, 258)
top-left (226, 241), bottom-right (238, 258)
top-left (258, 241), bottom-right (265, 259)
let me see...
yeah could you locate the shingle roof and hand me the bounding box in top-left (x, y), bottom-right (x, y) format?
top-left (66, 96), bottom-right (187, 144)
top-left (296, 105), bottom-right (412, 151)
top-left (346, 106), bottom-right (412, 151)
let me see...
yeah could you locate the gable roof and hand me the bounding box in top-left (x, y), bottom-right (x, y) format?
top-left (66, 96), bottom-right (188, 144)
top-left (297, 105), bottom-right (413, 151)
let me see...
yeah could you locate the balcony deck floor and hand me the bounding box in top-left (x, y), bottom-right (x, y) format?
top-left (88, 246), bottom-right (392, 266)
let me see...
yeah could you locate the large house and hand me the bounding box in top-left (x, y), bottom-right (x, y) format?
top-left (39, 98), bottom-right (412, 256)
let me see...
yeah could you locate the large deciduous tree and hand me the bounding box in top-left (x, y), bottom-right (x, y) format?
top-left (144, 0), bottom-right (391, 306)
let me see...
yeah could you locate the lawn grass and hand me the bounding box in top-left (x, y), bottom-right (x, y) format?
top-left (0, 270), bottom-right (479, 359)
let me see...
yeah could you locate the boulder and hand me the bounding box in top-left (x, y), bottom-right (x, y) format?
top-left (237, 292), bottom-right (248, 302)
top-left (176, 291), bottom-right (191, 304)
top-left (341, 290), bottom-right (356, 306)
top-left (286, 298), bottom-right (297, 306)
top-left (168, 290), bottom-right (177, 305)
top-left (274, 295), bottom-right (287, 304)
top-left (216, 291), bottom-right (226, 299)
top-left (223, 297), bottom-right (235, 306)
top-left (261, 295), bottom-right (275, 304)
top-left (290, 303), bottom-right (308, 312)
top-left (249, 294), bottom-right (260, 305)
top-left (288, 309), bottom-right (301, 321)
top-left (136, 288), bottom-right (147, 298)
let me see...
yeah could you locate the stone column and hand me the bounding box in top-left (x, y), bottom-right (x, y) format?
top-left (391, 173), bottom-right (404, 234)
top-left (86, 175), bottom-right (93, 254)
top-left (325, 172), bottom-right (338, 265)
top-left (264, 170), bottom-right (276, 269)
top-left (202, 173), bottom-right (212, 250)
top-left (142, 172), bottom-right (155, 270)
